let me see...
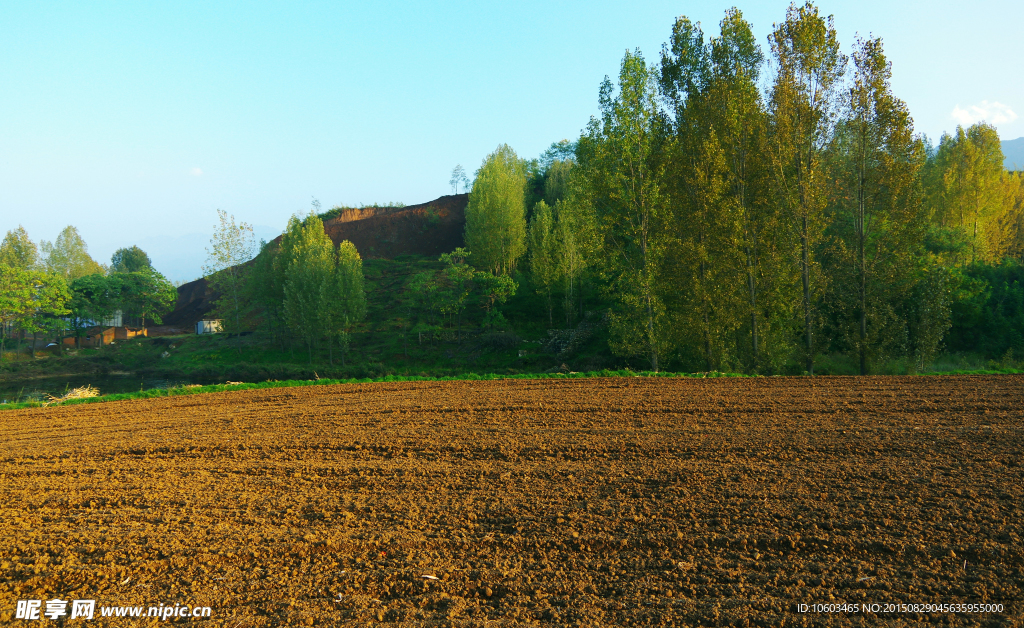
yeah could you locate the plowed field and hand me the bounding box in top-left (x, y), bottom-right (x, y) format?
top-left (1, 376), bottom-right (1021, 627)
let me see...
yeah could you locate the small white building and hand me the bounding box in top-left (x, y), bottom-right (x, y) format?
top-left (196, 319), bottom-right (223, 335)
top-left (101, 310), bottom-right (123, 327)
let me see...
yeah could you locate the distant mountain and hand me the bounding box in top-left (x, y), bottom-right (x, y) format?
top-left (1004, 137), bottom-right (1024, 171)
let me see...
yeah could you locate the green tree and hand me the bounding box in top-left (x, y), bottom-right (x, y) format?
top-left (0, 265), bottom-right (35, 358)
top-left (67, 273), bottom-right (117, 348)
top-left (465, 144), bottom-right (528, 275)
top-left (584, 49), bottom-right (669, 370)
top-left (0, 226), bottom-right (40, 270)
top-left (114, 268), bottom-right (177, 328)
top-left (110, 246), bottom-right (153, 273)
top-left (282, 213), bottom-right (334, 363)
top-left (999, 171), bottom-right (1024, 262)
top-left (827, 35), bottom-right (925, 374)
top-left (553, 196), bottom-right (596, 326)
top-left (437, 248), bottom-right (476, 341)
top-left (244, 239), bottom-right (287, 344)
top-left (409, 271), bottom-right (442, 326)
top-left (543, 160), bottom-right (573, 206)
top-left (540, 139), bottom-right (577, 168)
top-left (707, 9), bottom-right (786, 372)
top-left (768, 1), bottom-right (847, 374)
top-left (21, 273), bottom-right (70, 359)
top-left (527, 200), bottom-right (560, 326)
top-left (41, 226), bottom-right (105, 282)
top-left (475, 271), bottom-right (517, 328)
top-left (203, 210), bottom-right (257, 344)
top-left (932, 124), bottom-right (1005, 264)
top-left (660, 13), bottom-right (757, 372)
top-left (908, 263), bottom-right (953, 371)
top-left (327, 240), bottom-right (367, 365)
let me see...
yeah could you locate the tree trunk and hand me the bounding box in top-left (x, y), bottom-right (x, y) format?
top-left (579, 273), bottom-right (585, 320)
top-left (801, 214), bottom-right (813, 375)
top-left (859, 153), bottom-right (868, 376)
top-left (746, 243), bottom-right (759, 371)
top-left (645, 293), bottom-right (658, 372)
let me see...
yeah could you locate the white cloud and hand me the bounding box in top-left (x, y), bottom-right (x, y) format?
top-left (951, 100), bottom-right (1018, 126)
top-left (190, 167), bottom-right (203, 176)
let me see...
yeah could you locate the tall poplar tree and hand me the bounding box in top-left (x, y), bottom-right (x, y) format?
top-left (465, 144), bottom-right (528, 275)
top-left (829, 35), bottom-right (925, 374)
top-left (660, 11), bottom-right (775, 371)
top-left (768, 1), bottom-right (847, 374)
top-left (41, 226), bottom-right (105, 282)
top-left (527, 200), bottom-right (559, 326)
top-left (283, 213), bottom-right (335, 363)
top-left (584, 49), bottom-right (669, 370)
top-left (328, 240), bottom-right (367, 365)
top-left (203, 210), bottom-right (256, 341)
top-left (707, 9), bottom-right (788, 372)
top-left (0, 227), bottom-right (40, 271)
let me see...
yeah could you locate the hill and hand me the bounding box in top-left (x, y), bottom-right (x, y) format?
top-left (161, 194), bottom-right (469, 328)
top-left (1004, 136), bottom-right (1024, 171)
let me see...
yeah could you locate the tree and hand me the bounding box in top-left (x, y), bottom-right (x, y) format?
top-left (450, 165), bottom-right (469, 194)
top-left (282, 213), bottom-right (334, 363)
top-left (203, 210), bottom-right (257, 344)
top-left (41, 226), bottom-right (105, 282)
top-left (584, 49), bottom-right (669, 370)
top-left (828, 35), bottom-right (925, 374)
top-left (0, 226), bottom-right (40, 270)
top-left (67, 273), bottom-right (117, 348)
top-left (110, 246), bottom-right (153, 273)
top-left (20, 273), bottom-right (70, 359)
top-left (998, 171), bottom-right (1024, 262)
top-left (527, 200), bottom-right (560, 326)
top-left (0, 265), bottom-right (35, 358)
top-left (543, 160), bottom-right (573, 206)
top-left (540, 140), bottom-right (577, 168)
top-left (464, 145), bottom-right (528, 275)
top-left (327, 240), bottom-right (367, 365)
top-left (437, 248), bottom-right (476, 341)
top-left (659, 13), bottom-right (754, 372)
top-left (245, 239), bottom-right (286, 344)
top-left (114, 268), bottom-right (177, 328)
top-left (708, 9), bottom-right (785, 372)
top-left (475, 270), bottom-right (517, 328)
top-left (932, 124), bottom-right (1005, 265)
top-left (768, 1), bottom-right (847, 374)
top-left (553, 197), bottom-right (594, 326)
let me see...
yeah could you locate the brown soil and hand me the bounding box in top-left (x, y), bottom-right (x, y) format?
top-left (320, 194), bottom-right (468, 261)
top-left (1, 376), bottom-right (1021, 627)
top-left (163, 194), bottom-right (468, 327)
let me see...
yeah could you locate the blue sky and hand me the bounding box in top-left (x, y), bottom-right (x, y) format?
top-left (2, 0), bottom-right (1021, 282)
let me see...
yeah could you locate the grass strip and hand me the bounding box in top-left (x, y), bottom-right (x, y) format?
top-left (0, 369), bottom-right (743, 410)
top-left (3, 367), bottom-right (1021, 411)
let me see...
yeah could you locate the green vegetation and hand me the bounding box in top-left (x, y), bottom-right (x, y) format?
top-left (0, 369), bottom-right (751, 410)
top-left (1, 224), bottom-right (176, 360)
top-left (4, 1), bottom-right (1024, 393)
top-left (464, 144), bottom-right (528, 276)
